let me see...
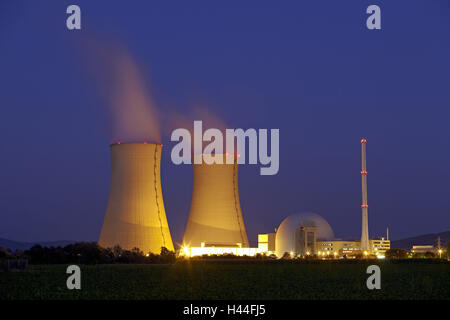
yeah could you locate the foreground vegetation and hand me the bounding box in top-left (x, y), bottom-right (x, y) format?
top-left (0, 260), bottom-right (448, 300)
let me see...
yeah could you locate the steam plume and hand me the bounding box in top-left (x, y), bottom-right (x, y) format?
top-left (82, 39), bottom-right (161, 143)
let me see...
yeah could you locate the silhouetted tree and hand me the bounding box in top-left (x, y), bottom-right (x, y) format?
top-left (0, 247), bottom-right (10, 259)
top-left (22, 242), bottom-right (180, 264)
top-left (281, 252), bottom-right (291, 259)
top-left (159, 247), bottom-right (176, 263)
top-left (112, 245), bottom-right (123, 259)
top-left (385, 248), bottom-right (408, 259)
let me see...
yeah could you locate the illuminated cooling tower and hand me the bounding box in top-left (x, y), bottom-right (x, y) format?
top-left (183, 154), bottom-right (249, 247)
top-left (99, 142), bottom-right (174, 254)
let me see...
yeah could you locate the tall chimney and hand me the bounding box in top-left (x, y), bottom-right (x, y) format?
top-left (99, 142), bottom-right (174, 254)
top-left (360, 138), bottom-right (370, 252)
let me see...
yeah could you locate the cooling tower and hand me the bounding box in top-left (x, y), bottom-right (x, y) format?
top-left (183, 154), bottom-right (249, 247)
top-left (99, 142), bottom-right (174, 254)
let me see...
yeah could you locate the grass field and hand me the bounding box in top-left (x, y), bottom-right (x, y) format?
top-left (0, 260), bottom-right (448, 300)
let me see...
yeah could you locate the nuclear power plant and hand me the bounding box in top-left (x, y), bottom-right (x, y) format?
top-left (99, 142), bottom-right (174, 254)
top-left (99, 138), bottom-right (390, 259)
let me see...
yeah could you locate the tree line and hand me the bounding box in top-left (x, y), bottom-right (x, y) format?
top-left (384, 245), bottom-right (450, 259)
top-left (1, 243), bottom-right (448, 264)
top-left (0, 242), bottom-right (176, 264)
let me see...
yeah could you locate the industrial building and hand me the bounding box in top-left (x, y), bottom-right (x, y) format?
top-left (316, 238), bottom-right (390, 258)
top-left (370, 238), bottom-right (391, 256)
top-left (411, 245), bottom-right (435, 254)
top-left (258, 218), bottom-right (390, 259)
top-left (316, 240), bottom-right (360, 257)
top-left (182, 243), bottom-right (258, 257)
top-left (257, 233), bottom-right (276, 254)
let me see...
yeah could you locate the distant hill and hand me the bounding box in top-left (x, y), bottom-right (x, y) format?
top-left (391, 231), bottom-right (450, 250)
top-left (0, 238), bottom-right (76, 251)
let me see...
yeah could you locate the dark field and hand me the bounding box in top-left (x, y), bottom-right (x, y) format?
top-left (0, 261), bottom-right (448, 300)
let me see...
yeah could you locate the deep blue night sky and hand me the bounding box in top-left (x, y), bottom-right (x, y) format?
top-left (1, 1), bottom-right (449, 245)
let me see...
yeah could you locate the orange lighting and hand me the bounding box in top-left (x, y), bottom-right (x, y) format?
top-left (361, 204), bottom-right (368, 208)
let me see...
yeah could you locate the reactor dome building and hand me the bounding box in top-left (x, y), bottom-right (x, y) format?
top-left (275, 212), bottom-right (334, 257)
top-left (99, 142), bottom-right (174, 254)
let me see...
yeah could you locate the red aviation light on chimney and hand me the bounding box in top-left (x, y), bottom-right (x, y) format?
top-left (361, 170), bottom-right (368, 175)
top-left (361, 138), bottom-right (367, 143)
top-left (361, 204), bottom-right (369, 208)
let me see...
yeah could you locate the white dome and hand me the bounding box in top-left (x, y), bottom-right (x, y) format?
top-left (275, 212), bottom-right (334, 257)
